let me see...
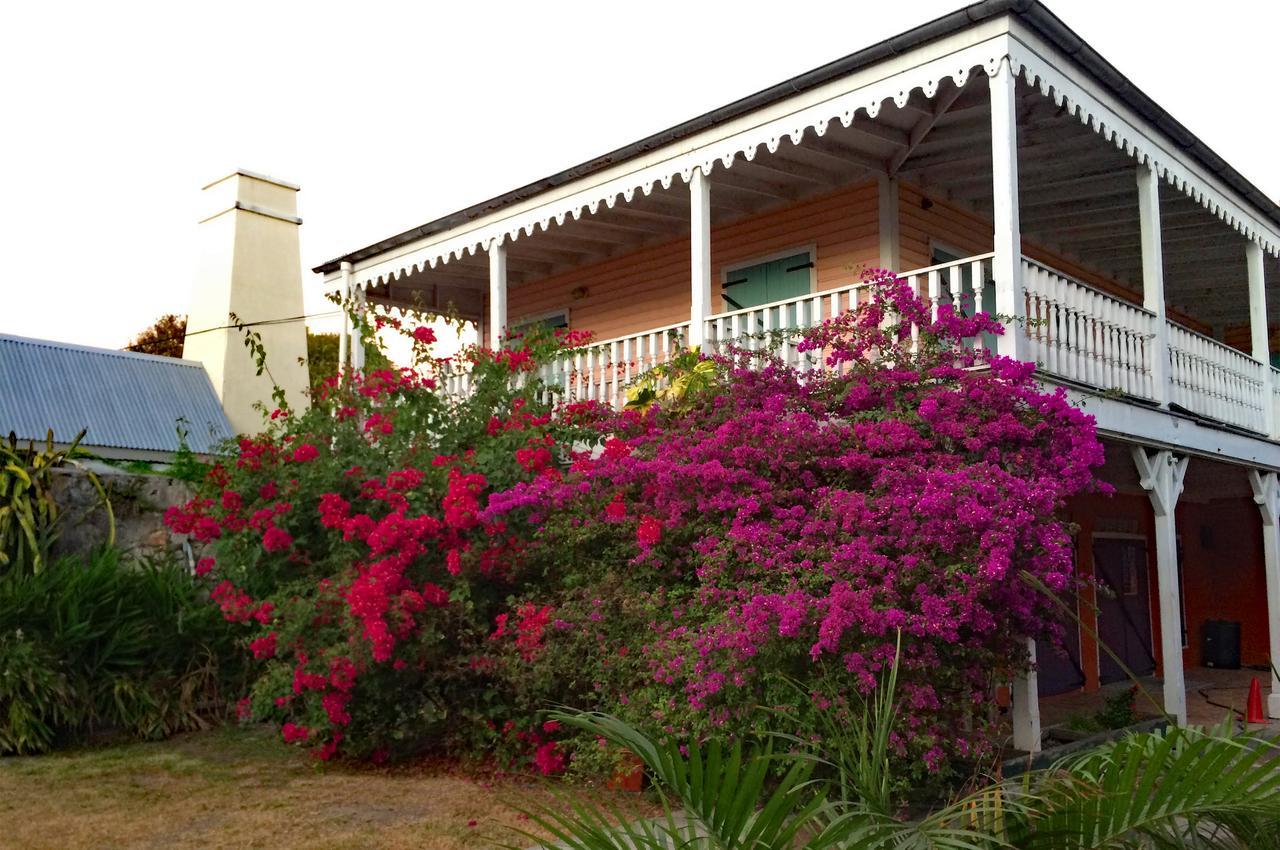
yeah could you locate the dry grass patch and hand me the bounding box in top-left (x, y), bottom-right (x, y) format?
top-left (0, 725), bottom-right (653, 849)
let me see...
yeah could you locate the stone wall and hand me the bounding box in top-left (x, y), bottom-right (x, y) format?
top-left (49, 468), bottom-right (195, 563)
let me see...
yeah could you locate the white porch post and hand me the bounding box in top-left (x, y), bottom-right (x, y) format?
top-left (351, 282), bottom-right (366, 372)
top-left (1133, 446), bottom-right (1189, 724)
top-left (988, 58), bottom-right (1025, 360)
top-left (1011, 636), bottom-right (1041, 753)
top-left (1138, 164), bottom-right (1172, 407)
top-left (877, 174), bottom-right (900, 271)
top-left (689, 166), bottom-right (712, 348)
top-left (489, 240), bottom-right (508, 349)
top-left (338, 261), bottom-right (352, 373)
top-left (1248, 470), bottom-right (1280, 719)
top-left (1247, 241), bottom-right (1275, 436)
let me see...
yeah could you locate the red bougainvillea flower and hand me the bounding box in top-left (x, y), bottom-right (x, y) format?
top-left (292, 443), bottom-right (320, 463)
top-left (282, 723), bottom-right (310, 743)
top-left (262, 526), bottom-right (293, 553)
top-left (604, 493), bottom-right (626, 521)
top-left (636, 515), bottom-right (662, 548)
top-left (194, 557), bottom-right (215, 577)
top-left (249, 632), bottom-right (277, 660)
top-left (422, 582), bottom-right (450, 606)
top-left (412, 326), bottom-right (436, 344)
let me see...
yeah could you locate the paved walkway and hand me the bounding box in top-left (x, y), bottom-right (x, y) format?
top-left (1041, 666), bottom-right (1280, 732)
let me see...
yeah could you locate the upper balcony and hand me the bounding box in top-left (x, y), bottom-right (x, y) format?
top-left (458, 251), bottom-right (1279, 445)
top-left (318, 14), bottom-right (1280, 465)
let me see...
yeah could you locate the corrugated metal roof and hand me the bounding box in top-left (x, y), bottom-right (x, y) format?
top-left (0, 333), bottom-right (233, 455)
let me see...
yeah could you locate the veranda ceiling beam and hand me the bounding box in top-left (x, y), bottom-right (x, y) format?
top-left (790, 134), bottom-right (889, 175)
top-left (888, 83), bottom-right (968, 176)
top-left (732, 154), bottom-right (844, 188)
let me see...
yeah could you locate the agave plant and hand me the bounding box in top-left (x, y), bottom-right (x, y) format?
top-left (0, 428), bottom-right (113, 577)
top-left (515, 643), bottom-right (1280, 850)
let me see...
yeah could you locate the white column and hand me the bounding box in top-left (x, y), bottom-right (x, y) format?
top-left (338, 261), bottom-right (352, 373)
top-left (1248, 470), bottom-right (1280, 719)
top-left (489, 241), bottom-right (508, 349)
top-left (1011, 636), bottom-right (1041, 753)
top-left (351, 283), bottom-right (366, 372)
top-left (1138, 164), bottom-right (1172, 407)
top-left (877, 174), bottom-right (900, 271)
top-left (689, 167), bottom-right (712, 348)
top-left (989, 58), bottom-right (1025, 360)
top-left (1247, 241), bottom-right (1275, 436)
top-left (1132, 446), bottom-right (1189, 725)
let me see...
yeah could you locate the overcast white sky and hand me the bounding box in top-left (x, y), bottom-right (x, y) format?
top-left (3, 0), bottom-right (1278, 349)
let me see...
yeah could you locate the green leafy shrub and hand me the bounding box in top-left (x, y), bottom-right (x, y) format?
top-left (0, 549), bottom-right (246, 754)
top-left (521, 652), bottom-right (1280, 850)
top-left (1, 429), bottom-right (114, 577)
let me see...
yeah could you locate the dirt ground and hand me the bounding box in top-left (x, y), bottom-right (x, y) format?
top-left (0, 725), bottom-right (652, 850)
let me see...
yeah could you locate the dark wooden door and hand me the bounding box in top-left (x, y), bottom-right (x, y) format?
top-left (1093, 537), bottom-right (1155, 684)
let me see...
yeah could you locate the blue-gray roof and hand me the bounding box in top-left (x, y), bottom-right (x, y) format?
top-left (0, 333), bottom-right (233, 456)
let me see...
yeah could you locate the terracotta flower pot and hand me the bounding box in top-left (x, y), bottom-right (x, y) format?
top-left (607, 752), bottom-right (644, 792)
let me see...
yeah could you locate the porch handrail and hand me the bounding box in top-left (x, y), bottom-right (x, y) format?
top-left (567, 320), bottom-right (691, 352)
top-left (1020, 257), bottom-right (1156, 400)
top-left (1166, 320), bottom-right (1267, 433)
top-left (1020, 256), bottom-right (1157, 320)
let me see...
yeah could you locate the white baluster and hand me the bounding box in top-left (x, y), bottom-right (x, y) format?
top-left (928, 270), bottom-right (941, 325)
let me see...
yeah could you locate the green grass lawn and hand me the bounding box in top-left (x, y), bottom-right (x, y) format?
top-left (0, 725), bottom-right (648, 849)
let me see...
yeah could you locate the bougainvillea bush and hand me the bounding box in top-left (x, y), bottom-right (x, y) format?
top-left (169, 272), bottom-right (1106, 778)
top-left (165, 323), bottom-right (605, 766)
top-left (486, 272), bottom-right (1106, 778)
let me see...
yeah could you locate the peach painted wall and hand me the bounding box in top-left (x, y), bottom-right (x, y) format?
top-left (508, 182), bottom-right (882, 342)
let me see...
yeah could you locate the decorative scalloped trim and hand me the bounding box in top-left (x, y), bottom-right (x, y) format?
top-left (1008, 47), bottom-right (1280, 258)
top-left (349, 39), bottom-right (1010, 289)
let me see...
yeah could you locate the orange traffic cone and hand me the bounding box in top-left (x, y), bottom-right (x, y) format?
top-left (1245, 677), bottom-right (1266, 725)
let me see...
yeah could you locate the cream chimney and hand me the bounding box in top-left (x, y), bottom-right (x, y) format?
top-left (185, 170), bottom-right (310, 434)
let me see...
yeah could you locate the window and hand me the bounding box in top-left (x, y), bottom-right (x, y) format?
top-left (510, 310), bottom-right (569, 339)
top-left (723, 250), bottom-right (813, 313)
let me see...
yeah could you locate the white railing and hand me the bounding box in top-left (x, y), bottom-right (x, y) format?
top-left (1168, 322), bottom-right (1268, 433)
top-left (440, 359), bottom-right (474, 400)
top-left (1022, 259), bottom-right (1156, 401)
top-left (547, 321), bottom-right (691, 408)
top-left (1272, 367), bottom-right (1280, 434)
top-left (434, 252), bottom-right (1278, 440)
top-left (702, 253), bottom-right (996, 368)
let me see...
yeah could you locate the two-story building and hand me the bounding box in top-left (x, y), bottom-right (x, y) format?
top-left (314, 0), bottom-right (1280, 751)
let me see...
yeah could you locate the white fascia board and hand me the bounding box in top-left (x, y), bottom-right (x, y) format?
top-left (346, 20), bottom-right (1015, 290)
top-left (1008, 20), bottom-right (1280, 257)
top-left (1060, 383), bottom-right (1280, 470)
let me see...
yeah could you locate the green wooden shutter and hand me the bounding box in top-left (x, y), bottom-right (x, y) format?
top-left (723, 251), bottom-right (812, 327)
